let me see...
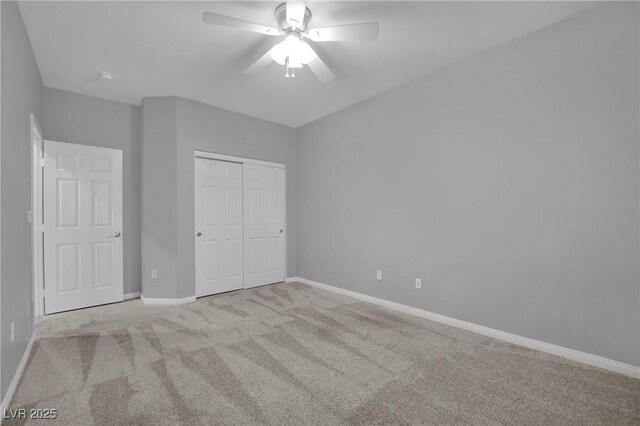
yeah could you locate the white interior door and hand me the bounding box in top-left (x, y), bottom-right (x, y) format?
top-left (243, 164), bottom-right (286, 288)
top-left (195, 158), bottom-right (243, 297)
top-left (43, 140), bottom-right (123, 314)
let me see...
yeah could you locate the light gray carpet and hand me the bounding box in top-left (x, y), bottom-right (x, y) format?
top-left (6, 282), bottom-right (640, 425)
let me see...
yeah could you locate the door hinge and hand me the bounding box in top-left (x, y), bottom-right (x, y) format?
top-left (40, 158), bottom-right (45, 167)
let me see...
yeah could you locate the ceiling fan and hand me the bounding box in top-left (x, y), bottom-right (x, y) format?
top-left (202, 2), bottom-right (380, 82)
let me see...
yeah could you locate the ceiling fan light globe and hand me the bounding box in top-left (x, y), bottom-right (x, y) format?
top-left (284, 33), bottom-right (300, 49)
top-left (271, 34), bottom-right (315, 67)
top-left (270, 42), bottom-right (287, 65)
top-left (271, 34), bottom-right (297, 64)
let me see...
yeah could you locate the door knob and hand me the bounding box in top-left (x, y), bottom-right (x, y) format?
top-left (280, 229), bottom-right (284, 234)
top-left (109, 231), bottom-right (121, 238)
top-left (196, 232), bottom-right (202, 237)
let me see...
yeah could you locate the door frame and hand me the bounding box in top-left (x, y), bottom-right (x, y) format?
top-left (30, 114), bottom-right (44, 318)
top-left (194, 151), bottom-right (285, 170)
top-left (193, 150), bottom-right (287, 292)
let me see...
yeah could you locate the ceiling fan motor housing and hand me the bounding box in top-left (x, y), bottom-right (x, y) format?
top-left (274, 3), bottom-right (312, 32)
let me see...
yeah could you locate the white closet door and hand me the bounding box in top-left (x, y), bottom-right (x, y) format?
top-left (44, 140), bottom-right (123, 314)
top-left (243, 164), bottom-right (286, 288)
top-left (194, 158), bottom-right (243, 297)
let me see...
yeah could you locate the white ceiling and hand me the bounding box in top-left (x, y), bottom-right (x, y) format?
top-left (19, 1), bottom-right (597, 128)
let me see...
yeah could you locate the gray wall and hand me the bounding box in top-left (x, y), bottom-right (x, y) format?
top-left (42, 88), bottom-right (141, 295)
top-left (296, 3), bottom-right (639, 366)
top-left (141, 97), bottom-right (296, 299)
top-left (140, 97), bottom-right (179, 299)
top-left (176, 97), bottom-right (297, 298)
top-left (1, 0), bottom-right (43, 399)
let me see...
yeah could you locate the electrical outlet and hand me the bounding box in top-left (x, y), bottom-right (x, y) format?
top-left (10, 321), bottom-right (15, 342)
top-left (151, 269), bottom-right (157, 280)
top-left (415, 278), bottom-right (422, 290)
top-left (376, 270), bottom-right (382, 280)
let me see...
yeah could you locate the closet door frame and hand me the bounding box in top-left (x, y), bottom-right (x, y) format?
top-left (193, 150), bottom-right (287, 292)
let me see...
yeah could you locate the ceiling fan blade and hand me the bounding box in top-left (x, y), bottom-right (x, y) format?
top-left (202, 12), bottom-right (280, 36)
top-left (286, 1), bottom-right (306, 30)
top-left (245, 47), bottom-right (275, 75)
top-left (307, 22), bottom-right (379, 42)
top-left (306, 53), bottom-right (335, 83)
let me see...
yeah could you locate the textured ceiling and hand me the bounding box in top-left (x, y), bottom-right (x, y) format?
top-left (19, 1), bottom-right (597, 127)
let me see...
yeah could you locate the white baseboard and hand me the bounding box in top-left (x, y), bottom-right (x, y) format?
top-left (288, 277), bottom-right (640, 379)
top-left (124, 292), bottom-right (140, 300)
top-left (285, 277), bottom-right (298, 283)
top-left (140, 294), bottom-right (196, 305)
top-left (0, 333), bottom-right (36, 419)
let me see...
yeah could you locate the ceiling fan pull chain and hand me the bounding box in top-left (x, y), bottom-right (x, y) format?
top-left (285, 57), bottom-right (290, 78)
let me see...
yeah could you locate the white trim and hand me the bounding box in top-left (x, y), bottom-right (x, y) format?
top-left (0, 333), bottom-right (35, 417)
top-left (194, 150), bottom-right (285, 169)
top-left (140, 295), bottom-right (196, 305)
top-left (124, 292), bottom-right (141, 300)
top-left (30, 114), bottom-right (44, 318)
top-left (282, 165), bottom-right (289, 281)
top-left (289, 277), bottom-right (640, 379)
top-left (0, 4), bottom-right (2, 407)
top-left (282, 167), bottom-right (287, 287)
